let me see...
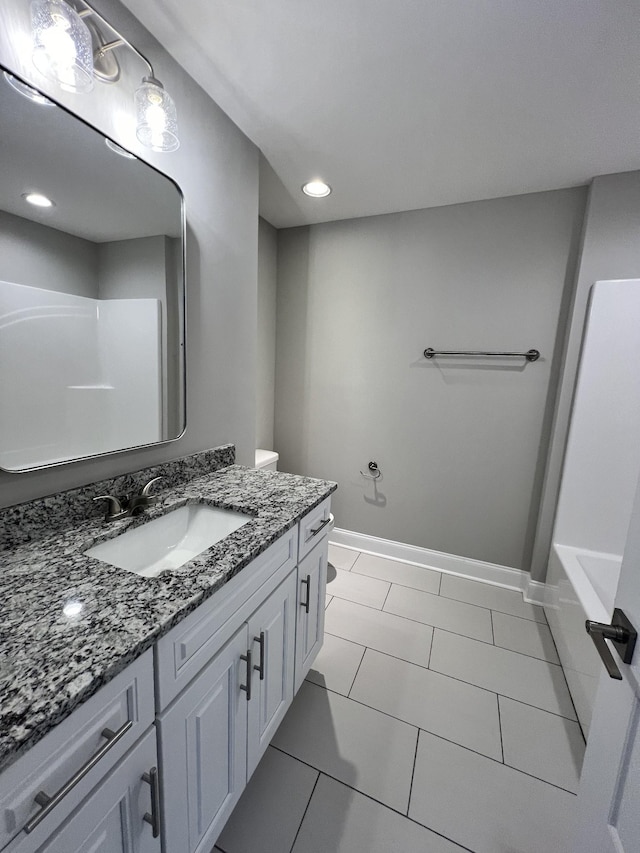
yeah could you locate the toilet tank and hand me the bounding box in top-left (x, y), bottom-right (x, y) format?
top-left (254, 449), bottom-right (279, 472)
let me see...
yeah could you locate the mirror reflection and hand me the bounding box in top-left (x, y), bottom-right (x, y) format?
top-left (0, 68), bottom-right (185, 472)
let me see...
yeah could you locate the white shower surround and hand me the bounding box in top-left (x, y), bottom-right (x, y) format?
top-left (0, 280), bottom-right (162, 470)
top-left (545, 278), bottom-right (640, 736)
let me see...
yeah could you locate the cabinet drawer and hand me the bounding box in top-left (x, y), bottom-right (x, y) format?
top-left (155, 527), bottom-right (298, 711)
top-left (298, 497), bottom-right (332, 562)
top-left (6, 728), bottom-right (160, 853)
top-left (0, 650), bottom-right (154, 852)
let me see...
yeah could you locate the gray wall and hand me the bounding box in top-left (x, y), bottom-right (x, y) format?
top-left (256, 217), bottom-right (277, 450)
top-left (530, 171), bottom-right (640, 583)
top-left (275, 188), bottom-right (586, 570)
top-left (0, 210), bottom-right (98, 297)
top-left (0, 0), bottom-right (258, 507)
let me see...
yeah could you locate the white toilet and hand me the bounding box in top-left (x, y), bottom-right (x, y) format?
top-left (254, 449), bottom-right (279, 472)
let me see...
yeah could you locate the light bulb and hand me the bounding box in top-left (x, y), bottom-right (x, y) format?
top-left (135, 76), bottom-right (179, 153)
top-left (31, 0), bottom-right (94, 94)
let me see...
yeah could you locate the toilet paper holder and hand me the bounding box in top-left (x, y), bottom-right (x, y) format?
top-left (360, 461), bottom-right (381, 480)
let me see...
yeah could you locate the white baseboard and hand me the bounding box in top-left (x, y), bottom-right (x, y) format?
top-left (330, 527), bottom-right (530, 593)
top-left (522, 579), bottom-right (547, 607)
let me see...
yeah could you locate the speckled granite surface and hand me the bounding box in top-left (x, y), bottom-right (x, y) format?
top-left (0, 454), bottom-right (336, 772)
top-left (1, 444), bottom-right (236, 550)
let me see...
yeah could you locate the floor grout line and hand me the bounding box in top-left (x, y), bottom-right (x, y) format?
top-left (328, 596), bottom-right (564, 665)
top-left (329, 596), bottom-right (497, 646)
top-left (270, 746), bottom-right (477, 853)
top-left (287, 769), bottom-right (321, 853)
top-left (346, 645), bottom-right (368, 698)
top-left (304, 678), bottom-right (502, 765)
top-left (352, 570), bottom-right (441, 597)
top-left (406, 727), bottom-right (420, 817)
top-left (489, 609), bottom-right (495, 645)
top-left (438, 589), bottom-right (547, 624)
top-left (428, 624), bottom-right (565, 666)
top-left (496, 692), bottom-right (505, 764)
top-left (330, 633), bottom-right (578, 722)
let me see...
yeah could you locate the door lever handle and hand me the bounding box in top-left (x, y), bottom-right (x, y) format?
top-left (586, 608), bottom-right (637, 680)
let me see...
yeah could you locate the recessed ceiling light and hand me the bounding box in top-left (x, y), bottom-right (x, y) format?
top-left (105, 138), bottom-right (137, 159)
top-left (302, 180), bottom-right (331, 198)
top-left (3, 71), bottom-right (55, 105)
top-left (22, 192), bottom-right (55, 208)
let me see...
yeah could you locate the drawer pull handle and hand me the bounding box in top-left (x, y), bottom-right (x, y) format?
top-left (301, 574), bottom-right (311, 614)
top-left (306, 516), bottom-right (332, 542)
top-left (24, 720), bottom-right (133, 834)
top-left (240, 649), bottom-right (252, 700)
top-left (142, 766), bottom-right (161, 838)
top-left (254, 631), bottom-right (265, 680)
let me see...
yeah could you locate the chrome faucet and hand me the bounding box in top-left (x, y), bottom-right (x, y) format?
top-left (93, 476), bottom-right (164, 522)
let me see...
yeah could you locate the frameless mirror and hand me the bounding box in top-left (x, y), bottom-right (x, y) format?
top-left (0, 67), bottom-right (185, 472)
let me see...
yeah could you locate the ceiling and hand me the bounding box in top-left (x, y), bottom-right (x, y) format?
top-left (121, 0), bottom-right (640, 228)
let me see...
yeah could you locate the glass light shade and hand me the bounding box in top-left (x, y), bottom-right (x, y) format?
top-left (31, 0), bottom-right (94, 93)
top-left (135, 77), bottom-right (180, 153)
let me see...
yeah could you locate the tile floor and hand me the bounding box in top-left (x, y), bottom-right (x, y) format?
top-left (214, 545), bottom-right (585, 853)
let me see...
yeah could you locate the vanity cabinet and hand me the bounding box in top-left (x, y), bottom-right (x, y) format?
top-left (157, 570), bottom-right (297, 853)
top-left (24, 730), bottom-right (160, 853)
top-left (1, 496), bottom-right (332, 853)
top-left (1, 651), bottom-right (156, 853)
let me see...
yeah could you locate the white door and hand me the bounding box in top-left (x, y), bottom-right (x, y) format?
top-left (574, 474), bottom-right (640, 851)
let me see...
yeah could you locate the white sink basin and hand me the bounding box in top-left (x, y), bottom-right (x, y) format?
top-left (85, 504), bottom-right (252, 578)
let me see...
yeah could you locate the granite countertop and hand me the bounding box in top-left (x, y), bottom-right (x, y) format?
top-left (0, 464), bottom-right (337, 772)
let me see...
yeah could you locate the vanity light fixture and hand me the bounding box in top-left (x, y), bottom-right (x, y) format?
top-left (3, 71), bottom-right (55, 105)
top-left (28, 0), bottom-right (180, 152)
top-left (135, 76), bottom-right (179, 153)
top-left (31, 0), bottom-right (94, 94)
top-left (302, 179), bottom-right (332, 198)
top-left (22, 191), bottom-right (55, 208)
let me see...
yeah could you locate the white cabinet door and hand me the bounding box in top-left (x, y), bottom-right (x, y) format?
top-left (22, 729), bottom-right (160, 853)
top-left (157, 627), bottom-right (248, 853)
top-left (295, 537), bottom-right (329, 692)
top-left (246, 571), bottom-right (297, 778)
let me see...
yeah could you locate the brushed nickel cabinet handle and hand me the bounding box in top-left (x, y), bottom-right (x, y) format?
top-left (142, 766), bottom-right (161, 838)
top-left (24, 720), bottom-right (133, 833)
top-left (306, 516), bottom-right (331, 542)
top-left (240, 649), bottom-right (252, 700)
top-left (301, 575), bottom-right (311, 614)
top-left (253, 631), bottom-right (265, 680)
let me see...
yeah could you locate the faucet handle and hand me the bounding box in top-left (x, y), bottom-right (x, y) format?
top-left (93, 495), bottom-right (129, 521)
top-left (141, 476), bottom-right (163, 498)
